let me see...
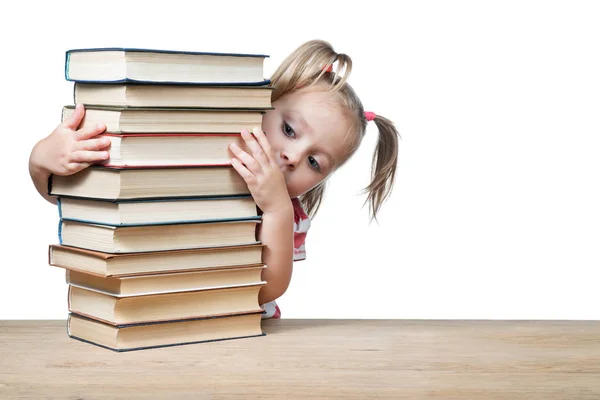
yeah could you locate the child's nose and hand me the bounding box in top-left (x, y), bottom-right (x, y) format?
top-left (280, 150), bottom-right (300, 170)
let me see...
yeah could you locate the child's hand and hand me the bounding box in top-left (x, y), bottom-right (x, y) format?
top-left (229, 127), bottom-right (291, 214)
top-left (32, 103), bottom-right (111, 177)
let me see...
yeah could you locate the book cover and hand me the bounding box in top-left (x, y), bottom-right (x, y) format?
top-left (48, 243), bottom-right (265, 277)
top-left (56, 195), bottom-right (258, 226)
top-left (48, 165), bottom-right (251, 200)
top-left (64, 265), bottom-right (266, 296)
top-left (92, 133), bottom-right (251, 168)
top-left (57, 218), bottom-right (260, 253)
top-left (67, 283), bottom-right (265, 325)
top-left (67, 312), bottom-right (265, 352)
top-left (65, 47), bottom-right (271, 86)
top-left (57, 200), bottom-right (261, 227)
top-left (73, 82), bottom-right (274, 109)
top-left (61, 105), bottom-right (265, 134)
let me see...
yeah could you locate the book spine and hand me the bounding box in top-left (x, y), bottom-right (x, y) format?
top-left (65, 51), bottom-right (71, 81)
top-left (67, 285), bottom-right (72, 313)
top-left (59, 215), bottom-right (261, 227)
top-left (47, 245), bottom-right (53, 267)
top-left (57, 197), bottom-right (63, 219)
top-left (58, 220), bottom-right (63, 244)
top-left (47, 175), bottom-right (54, 196)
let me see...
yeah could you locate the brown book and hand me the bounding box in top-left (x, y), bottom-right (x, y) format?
top-left (58, 219), bottom-right (259, 253)
top-left (62, 105), bottom-right (264, 134)
top-left (49, 166), bottom-right (250, 200)
top-left (74, 83), bottom-right (273, 109)
top-left (57, 196), bottom-right (258, 226)
top-left (95, 133), bottom-right (251, 168)
top-left (68, 312), bottom-right (265, 352)
top-left (49, 244), bottom-right (264, 276)
top-left (65, 265), bottom-right (266, 296)
top-left (68, 284), bottom-right (265, 326)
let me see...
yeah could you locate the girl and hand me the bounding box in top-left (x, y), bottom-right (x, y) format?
top-left (28, 40), bottom-right (400, 319)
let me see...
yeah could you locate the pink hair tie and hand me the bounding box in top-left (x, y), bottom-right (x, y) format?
top-left (364, 111), bottom-right (376, 122)
top-left (322, 64), bottom-right (333, 73)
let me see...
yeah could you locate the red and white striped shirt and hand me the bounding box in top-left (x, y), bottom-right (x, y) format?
top-left (261, 198), bottom-right (310, 319)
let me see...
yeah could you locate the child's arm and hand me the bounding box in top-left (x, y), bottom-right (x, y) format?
top-left (256, 203), bottom-right (294, 304)
top-left (29, 104), bottom-right (111, 205)
top-left (229, 128), bottom-right (294, 305)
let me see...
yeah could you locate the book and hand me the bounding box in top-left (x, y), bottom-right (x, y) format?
top-left (74, 83), bottom-right (273, 109)
top-left (62, 105), bottom-right (265, 134)
top-left (65, 265), bottom-right (266, 296)
top-left (57, 196), bottom-right (258, 226)
top-left (58, 219), bottom-right (260, 253)
top-left (49, 244), bottom-right (264, 276)
top-left (67, 312), bottom-right (265, 352)
top-left (98, 133), bottom-right (249, 167)
top-left (68, 284), bottom-right (265, 325)
top-left (65, 48), bottom-right (270, 85)
top-left (49, 166), bottom-right (249, 200)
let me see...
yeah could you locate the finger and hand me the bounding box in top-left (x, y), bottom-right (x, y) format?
top-left (63, 162), bottom-right (91, 175)
top-left (76, 122), bottom-right (107, 141)
top-left (241, 129), bottom-right (270, 167)
top-left (70, 150), bottom-right (110, 164)
top-left (251, 127), bottom-right (275, 163)
top-left (63, 103), bottom-right (86, 130)
top-left (231, 158), bottom-right (254, 181)
top-left (75, 136), bottom-right (112, 151)
top-left (229, 143), bottom-right (261, 173)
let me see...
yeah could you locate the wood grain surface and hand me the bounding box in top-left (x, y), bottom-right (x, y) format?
top-left (1, 319), bottom-right (599, 399)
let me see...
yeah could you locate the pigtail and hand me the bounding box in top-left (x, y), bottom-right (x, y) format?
top-left (270, 40), bottom-right (351, 102)
top-left (269, 40), bottom-right (399, 220)
top-left (363, 115), bottom-right (400, 221)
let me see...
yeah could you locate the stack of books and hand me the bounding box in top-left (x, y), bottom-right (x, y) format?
top-left (47, 47), bottom-right (273, 351)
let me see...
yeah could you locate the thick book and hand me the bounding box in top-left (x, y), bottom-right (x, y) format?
top-left (67, 284), bottom-right (265, 325)
top-left (62, 105), bottom-right (264, 133)
top-left (67, 312), bottom-right (265, 352)
top-left (65, 265), bottom-right (266, 296)
top-left (49, 244), bottom-right (264, 276)
top-left (74, 83), bottom-right (273, 109)
top-left (49, 166), bottom-right (249, 200)
top-left (57, 196), bottom-right (258, 226)
top-left (98, 133), bottom-right (249, 167)
top-left (65, 47), bottom-right (270, 85)
top-left (58, 218), bottom-right (260, 253)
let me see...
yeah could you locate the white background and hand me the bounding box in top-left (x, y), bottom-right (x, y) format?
top-left (1, 0), bottom-right (599, 320)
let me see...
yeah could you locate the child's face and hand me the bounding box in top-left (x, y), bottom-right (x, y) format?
top-left (262, 88), bottom-right (351, 199)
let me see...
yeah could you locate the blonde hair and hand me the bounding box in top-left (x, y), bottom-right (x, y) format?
top-left (270, 40), bottom-right (400, 220)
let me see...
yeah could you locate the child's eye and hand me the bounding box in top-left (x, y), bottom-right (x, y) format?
top-left (308, 156), bottom-right (320, 171)
top-left (283, 122), bottom-right (295, 138)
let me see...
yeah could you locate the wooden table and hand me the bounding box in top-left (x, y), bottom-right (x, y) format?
top-left (1, 319), bottom-right (599, 399)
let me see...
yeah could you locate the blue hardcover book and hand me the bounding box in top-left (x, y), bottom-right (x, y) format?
top-left (65, 47), bottom-right (271, 86)
top-left (57, 195), bottom-right (259, 226)
top-left (58, 216), bottom-right (261, 253)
